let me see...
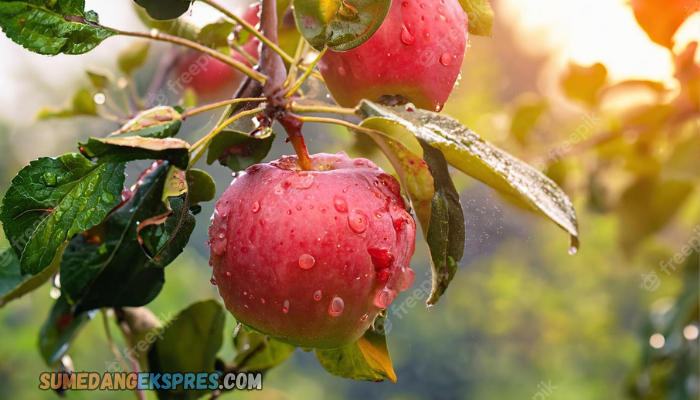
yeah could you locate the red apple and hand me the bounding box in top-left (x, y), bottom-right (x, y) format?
top-left (318, 0), bottom-right (468, 111)
top-left (208, 152), bottom-right (416, 348)
top-left (173, 3), bottom-right (260, 98)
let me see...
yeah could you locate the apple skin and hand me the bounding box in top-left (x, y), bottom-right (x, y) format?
top-left (318, 0), bottom-right (468, 111)
top-left (209, 152), bottom-right (416, 348)
top-left (173, 4), bottom-right (260, 98)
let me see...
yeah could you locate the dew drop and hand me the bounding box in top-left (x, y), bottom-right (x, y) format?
top-left (333, 196), bottom-right (348, 213)
top-left (374, 288), bottom-right (397, 309)
top-left (360, 313), bottom-right (369, 322)
top-left (328, 296), bottom-right (345, 316)
top-left (439, 52), bottom-right (453, 66)
top-left (338, 66), bottom-right (347, 76)
top-left (299, 254), bottom-right (316, 269)
top-left (394, 267), bottom-right (415, 291)
top-left (210, 276), bottom-right (217, 286)
top-left (43, 172), bottom-right (57, 186)
top-left (313, 290), bottom-right (322, 301)
top-left (348, 210), bottom-right (368, 234)
top-left (282, 300), bottom-right (290, 313)
top-left (252, 201), bottom-right (261, 213)
top-left (400, 28), bottom-right (415, 45)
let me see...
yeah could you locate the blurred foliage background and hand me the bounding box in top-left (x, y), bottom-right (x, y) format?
top-left (0, 0), bottom-right (698, 399)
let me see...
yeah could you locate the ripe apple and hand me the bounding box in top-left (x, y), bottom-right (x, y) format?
top-left (317, 0), bottom-right (468, 111)
top-left (208, 152), bottom-right (417, 348)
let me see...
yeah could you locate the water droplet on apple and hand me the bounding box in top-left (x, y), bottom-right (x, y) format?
top-left (360, 313), bottom-right (369, 321)
top-left (299, 254), bottom-right (315, 269)
top-left (338, 66), bottom-right (347, 76)
top-left (252, 201), bottom-right (260, 213)
top-left (439, 52), bottom-right (453, 66)
top-left (283, 300), bottom-right (290, 313)
top-left (210, 276), bottom-right (217, 286)
top-left (348, 210), bottom-right (368, 234)
top-left (313, 290), bottom-right (322, 301)
top-left (374, 288), bottom-right (397, 309)
top-left (328, 296), bottom-right (344, 316)
top-left (333, 196), bottom-right (348, 213)
top-left (394, 267), bottom-right (415, 291)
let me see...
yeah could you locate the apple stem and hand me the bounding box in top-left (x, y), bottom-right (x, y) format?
top-left (182, 97), bottom-right (266, 119)
top-left (279, 114), bottom-right (313, 171)
top-left (290, 103), bottom-right (358, 116)
top-left (284, 47), bottom-right (328, 98)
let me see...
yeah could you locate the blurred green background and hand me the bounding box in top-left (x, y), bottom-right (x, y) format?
top-left (0, 0), bottom-right (698, 399)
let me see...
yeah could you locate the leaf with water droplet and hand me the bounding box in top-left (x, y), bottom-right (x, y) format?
top-left (0, 2), bottom-right (116, 55)
top-left (358, 100), bottom-right (579, 252)
top-left (293, 0), bottom-right (391, 51)
top-left (60, 162), bottom-right (194, 310)
top-left (0, 154), bottom-right (125, 275)
top-left (233, 324), bottom-right (296, 371)
top-left (315, 316), bottom-right (396, 382)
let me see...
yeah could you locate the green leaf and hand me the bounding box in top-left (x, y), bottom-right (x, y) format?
top-left (316, 316), bottom-right (396, 382)
top-left (79, 136), bottom-right (191, 170)
top-left (510, 93), bottom-right (548, 143)
top-left (618, 176), bottom-right (694, 255)
top-left (134, 0), bottom-right (193, 21)
top-left (418, 140), bottom-right (465, 305)
top-left (293, 0), bottom-right (391, 51)
top-left (110, 106), bottom-right (183, 139)
top-left (186, 169), bottom-right (216, 206)
top-left (358, 101), bottom-right (579, 252)
top-left (36, 89), bottom-right (97, 120)
top-left (86, 68), bottom-right (112, 89)
top-left (39, 295), bottom-right (92, 366)
top-left (133, 4), bottom-right (198, 41)
top-left (0, 247), bottom-right (58, 307)
top-left (207, 128), bottom-right (275, 171)
top-left (60, 162), bottom-right (195, 310)
top-left (458, 0), bottom-right (494, 37)
top-left (197, 20), bottom-right (235, 49)
top-left (118, 40), bottom-right (150, 75)
top-left (0, 1), bottom-right (116, 55)
top-left (0, 154), bottom-right (125, 275)
top-left (148, 299), bottom-right (225, 400)
top-left (233, 325), bottom-right (296, 372)
top-left (561, 62), bottom-right (608, 107)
